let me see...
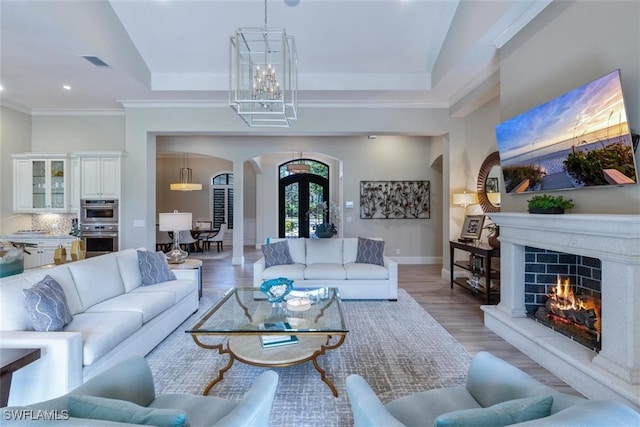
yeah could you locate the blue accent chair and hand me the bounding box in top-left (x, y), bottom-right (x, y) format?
top-left (346, 351), bottom-right (640, 427)
top-left (3, 356), bottom-right (278, 426)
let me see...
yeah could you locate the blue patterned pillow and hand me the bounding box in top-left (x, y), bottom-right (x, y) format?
top-left (137, 250), bottom-right (177, 286)
top-left (355, 237), bottom-right (385, 266)
top-left (22, 275), bottom-right (73, 331)
top-left (262, 240), bottom-right (293, 268)
top-left (69, 395), bottom-right (188, 427)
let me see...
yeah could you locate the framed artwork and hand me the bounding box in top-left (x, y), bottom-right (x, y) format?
top-left (486, 177), bottom-right (499, 193)
top-left (460, 215), bottom-right (485, 240)
top-left (360, 180), bottom-right (430, 219)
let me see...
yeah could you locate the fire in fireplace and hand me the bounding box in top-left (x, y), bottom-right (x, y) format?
top-left (533, 275), bottom-right (601, 351)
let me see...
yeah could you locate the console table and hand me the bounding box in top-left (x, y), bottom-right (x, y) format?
top-left (1, 348), bottom-right (41, 407)
top-left (171, 258), bottom-right (203, 299)
top-left (449, 240), bottom-right (500, 304)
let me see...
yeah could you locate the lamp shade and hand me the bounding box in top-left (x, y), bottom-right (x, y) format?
top-left (453, 192), bottom-right (478, 207)
top-left (159, 211), bottom-right (192, 232)
top-left (170, 183), bottom-right (203, 191)
top-left (487, 192), bottom-right (502, 205)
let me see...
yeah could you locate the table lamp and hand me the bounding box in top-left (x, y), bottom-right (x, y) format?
top-left (453, 192), bottom-right (478, 213)
top-left (159, 210), bottom-right (192, 264)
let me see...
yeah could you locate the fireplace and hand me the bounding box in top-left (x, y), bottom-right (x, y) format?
top-left (481, 213), bottom-right (640, 411)
top-left (524, 247), bottom-right (602, 351)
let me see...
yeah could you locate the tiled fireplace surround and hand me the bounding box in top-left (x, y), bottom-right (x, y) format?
top-left (483, 213), bottom-right (640, 410)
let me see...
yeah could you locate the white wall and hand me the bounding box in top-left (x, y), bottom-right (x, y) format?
top-left (154, 134), bottom-right (442, 261)
top-left (0, 107), bottom-right (33, 233)
top-left (499, 0), bottom-right (640, 214)
top-left (31, 113), bottom-right (125, 152)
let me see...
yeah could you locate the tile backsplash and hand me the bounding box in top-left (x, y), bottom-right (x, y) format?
top-left (31, 214), bottom-right (76, 234)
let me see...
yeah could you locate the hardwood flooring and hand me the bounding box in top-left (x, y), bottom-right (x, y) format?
top-left (196, 247), bottom-right (581, 396)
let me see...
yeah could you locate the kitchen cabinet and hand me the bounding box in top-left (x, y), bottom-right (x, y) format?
top-left (68, 156), bottom-right (81, 213)
top-left (19, 239), bottom-right (74, 269)
top-left (80, 156), bottom-right (121, 198)
top-left (13, 155), bottom-right (68, 213)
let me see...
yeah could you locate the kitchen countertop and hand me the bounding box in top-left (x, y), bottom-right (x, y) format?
top-left (1, 234), bottom-right (78, 242)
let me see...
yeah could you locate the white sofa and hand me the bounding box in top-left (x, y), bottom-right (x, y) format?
top-left (0, 248), bottom-right (199, 407)
top-left (253, 238), bottom-right (398, 300)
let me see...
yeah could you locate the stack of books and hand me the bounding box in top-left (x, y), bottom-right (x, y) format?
top-left (259, 321), bottom-right (299, 348)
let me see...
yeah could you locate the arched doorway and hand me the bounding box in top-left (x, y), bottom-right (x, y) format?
top-left (278, 160), bottom-right (329, 238)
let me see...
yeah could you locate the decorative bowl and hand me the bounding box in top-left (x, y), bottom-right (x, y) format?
top-left (260, 278), bottom-right (294, 303)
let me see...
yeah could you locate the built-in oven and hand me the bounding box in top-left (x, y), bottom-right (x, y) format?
top-left (81, 224), bottom-right (119, 258)
top-left (81, 199), bottom-right (118, 224)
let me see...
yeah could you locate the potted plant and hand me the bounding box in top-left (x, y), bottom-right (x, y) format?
top-left (527, 194), bottom-right (574, 214)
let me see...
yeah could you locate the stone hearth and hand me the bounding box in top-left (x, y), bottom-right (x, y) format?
top-left (482, 213), bottom-right (640, 410)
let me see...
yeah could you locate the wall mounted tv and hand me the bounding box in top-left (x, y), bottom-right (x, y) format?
top-left (495, 69), bottom-right (638, 193)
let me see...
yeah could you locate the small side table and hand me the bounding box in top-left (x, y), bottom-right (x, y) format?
top-left (171, 258), bottom-right (203, 299)
top-left (1, 348), bottom-right (41, 407)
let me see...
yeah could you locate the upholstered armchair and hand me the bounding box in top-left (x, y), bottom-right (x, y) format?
top-left (2, 356), bottom-right (278, 426)
top-left (346, 351), bottom-right (640, 427)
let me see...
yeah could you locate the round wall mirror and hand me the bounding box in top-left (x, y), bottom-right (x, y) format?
top-left (476, 151), bottom-right (501, 213)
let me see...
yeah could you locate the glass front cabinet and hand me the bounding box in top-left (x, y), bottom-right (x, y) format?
top-left (13, 155), bottom-right (68, 212)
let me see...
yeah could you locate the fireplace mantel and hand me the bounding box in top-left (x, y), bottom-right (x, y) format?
top-left (483, 212), bottom-right (640, 410)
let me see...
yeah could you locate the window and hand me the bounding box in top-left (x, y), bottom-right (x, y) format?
top-left (211, 173), bottom-right (233, 229)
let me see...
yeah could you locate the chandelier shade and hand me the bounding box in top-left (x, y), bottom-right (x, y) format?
top-left (170, 154), bottom-right (202, 191)
top-left (286, 162), bottom-right (310, 173)
top-left (229, 1), bottom-right (298, 127)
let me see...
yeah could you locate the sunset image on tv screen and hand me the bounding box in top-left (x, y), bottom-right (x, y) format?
top-left (495, 70), bottom-right (637, 193)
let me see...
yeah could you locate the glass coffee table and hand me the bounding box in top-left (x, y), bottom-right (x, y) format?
top-left (186, 287), bottom-right (348, 396)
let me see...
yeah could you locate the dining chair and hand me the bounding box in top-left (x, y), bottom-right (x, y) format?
top-left (202, 223), bottom-right (227, 252)
top-left (178, 230), bottom-right (200, 253)
top-left (156, 230), bottom-right (173, 252)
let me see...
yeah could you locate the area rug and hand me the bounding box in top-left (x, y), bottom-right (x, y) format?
top-left (146, 289), bottom-right (472, 426)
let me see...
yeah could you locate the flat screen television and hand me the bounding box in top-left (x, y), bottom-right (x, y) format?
top-left (495, 69), bottom-right (638, 193)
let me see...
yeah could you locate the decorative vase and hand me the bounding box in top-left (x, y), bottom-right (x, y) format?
top-left (54, 245), bottom-right (67, 265)
top-left (260, 277), bottom-right (294, 303)
top-left (315, 223), bottom-right (337, 238)
top-left (528, 208), bottom-right (565, 214)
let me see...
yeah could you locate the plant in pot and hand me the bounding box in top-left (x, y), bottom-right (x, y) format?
top-left (527, 194), bottom-right (574, 214)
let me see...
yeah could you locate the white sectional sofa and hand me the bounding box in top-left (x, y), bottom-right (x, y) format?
top-left (0, 248), bottom-right (199, 407)
top-left (253, 237), bottom-right (398, 300)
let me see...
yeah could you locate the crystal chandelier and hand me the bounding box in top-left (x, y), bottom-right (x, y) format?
top-left (229, 0), bottom-right (298, 127)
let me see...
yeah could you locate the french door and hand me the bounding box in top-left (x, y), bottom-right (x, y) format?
top-left (279, 162), bottom-right (329, 238)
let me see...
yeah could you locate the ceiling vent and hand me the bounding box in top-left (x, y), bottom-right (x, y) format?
top-left (82, 55), bottom-right (109, 67)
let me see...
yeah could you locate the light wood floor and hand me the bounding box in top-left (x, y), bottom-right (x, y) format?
top-left (197, 247), bottom-right (581, 396)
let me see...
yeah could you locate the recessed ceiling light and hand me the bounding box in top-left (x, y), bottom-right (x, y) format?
top-left (0, 85), bottom-right (4, 91)
top-left (63, 85), bottom-right (71, 90)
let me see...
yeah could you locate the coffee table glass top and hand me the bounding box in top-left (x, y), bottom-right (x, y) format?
top-left (187, 287), bottom-right (347, 334)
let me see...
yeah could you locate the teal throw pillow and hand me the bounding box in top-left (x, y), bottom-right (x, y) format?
top-left (434, 395), bottom-right (553, 427)
top-left (137, 250), bottom-right (177, 285)
top-left (355, 237), bottom-right (385, 266)
top-left (262, 240), bottom-right (293, 268)
top-left (69, 395), bottom-right (189, 427)
top-left (22, 275), bottom-right (73, 331)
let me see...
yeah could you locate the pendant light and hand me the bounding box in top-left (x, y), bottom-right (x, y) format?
top-left (170, 154), bottom-right (202, 191)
